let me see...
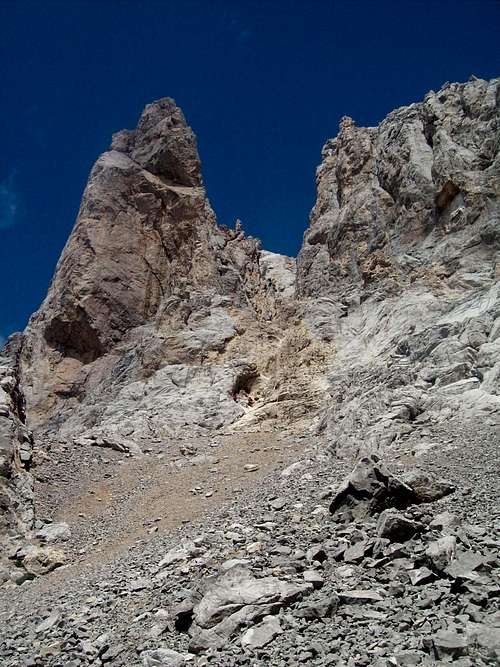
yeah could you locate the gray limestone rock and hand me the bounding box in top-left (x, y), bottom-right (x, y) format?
top-left (188, 564), bottom-right (312, 651)
top-left (141, 648), bottom-right (190, 667)
top-left (192, 564), bottom-right (312, 629)
top-left (425, 535), bottom-right (457, 571)
top-left (430, 630), bottom-right (469, 658)
top-left (293, 593), bottom-right (339, 619)
top-left (338, 589), bottom-right (384, 604)
top-left (240, 614), bottom-right (282, 649)
top-left (35, 522), bottom-right (71, 543)
top-left (444, 550), bottom-right (487, 580)
top-left (329, 455), bottom-right (418, 519)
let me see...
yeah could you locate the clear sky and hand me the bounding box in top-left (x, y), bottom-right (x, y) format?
top-left (1, 0), bottom-right (499, 340)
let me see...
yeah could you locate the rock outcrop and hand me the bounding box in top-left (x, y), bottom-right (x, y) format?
top-left (0, 342), bottom-right (34, 541)
top-left (297, 76), bottom-right (499, 300)
top-left (15, 98), bottom-right (304, 446)
top-left (297, 76), bottom-right (500, 456)
top-left (0, 341), bottom-right (36, 584)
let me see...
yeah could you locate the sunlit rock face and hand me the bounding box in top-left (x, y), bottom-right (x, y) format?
top-left (8, 77), bottom-right (500, 461)
top-left (15, 98), bottom-right (298, 443)
top-left (296, 76), bottom-right (500, 457)
top-left (297, 77), bottom-right (499, 301)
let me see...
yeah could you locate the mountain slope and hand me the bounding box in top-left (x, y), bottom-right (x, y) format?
top-left (0, 76), bottom-right (499, 666)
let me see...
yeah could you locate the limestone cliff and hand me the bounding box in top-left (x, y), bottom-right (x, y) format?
top-left (297, 76), bottom-right (500, 456)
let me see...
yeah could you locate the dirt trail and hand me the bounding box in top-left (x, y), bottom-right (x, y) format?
top-left (33, 430), bottom-right (307, 572)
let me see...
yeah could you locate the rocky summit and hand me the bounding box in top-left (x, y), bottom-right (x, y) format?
top-left (0, 76), bottom-right (499, 666)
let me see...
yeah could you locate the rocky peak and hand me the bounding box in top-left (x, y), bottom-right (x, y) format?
top-left (111, 97), bottom-right (203, 186)
top-left (15, 99), bottom-right (298, 437)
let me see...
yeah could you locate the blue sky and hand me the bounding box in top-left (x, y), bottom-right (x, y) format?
top-left (1, 0), bottom-right (499, 339)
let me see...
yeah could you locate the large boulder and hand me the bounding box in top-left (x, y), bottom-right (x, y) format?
top-left (329, 455), bottom-right (418, 519)
top-left (188, 564), bottom-right (312, 651)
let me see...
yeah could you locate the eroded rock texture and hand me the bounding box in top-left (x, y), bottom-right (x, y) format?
top-left (16, 98), bottom-right (304, 446)
top-left (0, 343), bottom-right (34, 541)
top-left (297, 76), bottom-right (500, 456)
top-left (297, 77), bottom-right (499, 299)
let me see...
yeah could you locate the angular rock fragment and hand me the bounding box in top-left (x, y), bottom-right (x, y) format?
top-left (444, 550), bottom-right (487, 580)
top-left (408, 567), bottom-right (434, 586)
top-left (429, 511), bottom-right (461, 532)
top-left (338, 589), bottom-right (384, 604)
top-left (35, 522), bottom-right (71, 543)
top-left (303, 569), bottom-right (325, 589)
top-left (158, 540), bottom-right (200, 568)
top-left (35, 612), bottom-right (61, 634)
top-left (465, 621), bottom-right (500, 654)
top-left (240, 615), bottom-right (282, 650)
top-left (141, 648), bottom-right (189, 667)
top-left (429, 630), bottom-right (469, 658)
top-left (376, 510), bottom-right (423, 542)
top-left (329, 455), bottom-right (418, 519)
top-left (188, 564), bottom-right (312, 651)
top-left (293, 593), bottom-right (339, 619)
top-left (403, 472), bottom-right (455, 503)
top-left (19, 545), bottom-right (66, 576)
top-left (425, 535), bottom-right (457, 571)
top-left (343, 537), bottom-right (371, 563)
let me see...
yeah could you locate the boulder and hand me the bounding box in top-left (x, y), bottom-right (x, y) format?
top-left (430, 630), bottom-right (469, 658)
top-left (376, 511), bottom-right (423, 542)
top-left (141, 648), bottom-right (189, 667)
top-left (329, 455), bottom-right (418, 519)
top-left (188, 564), bottom-right (312, 651)
top-left (403, 472), bottom-right (455, 503)
top-left (21, 545), bottom-right (66, 576)
top-left (35, 522), bottom-right (71, 543)
top-left (425, 536), bottom-right (457, 571)
top-left (240, 615), bottom-right (282, 650)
